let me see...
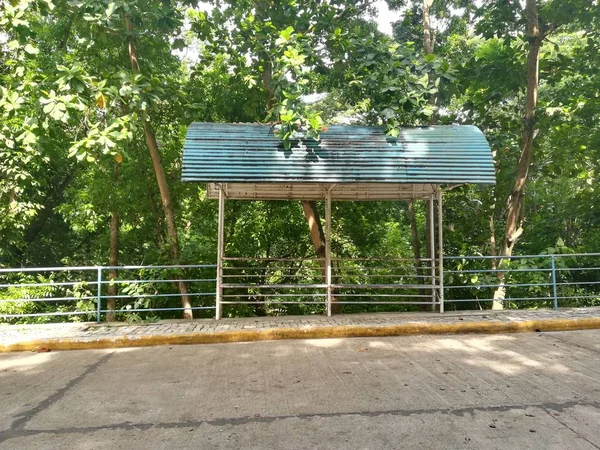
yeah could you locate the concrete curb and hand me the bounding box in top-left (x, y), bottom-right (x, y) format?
top-left (3, 316), bottom-right (600, 353)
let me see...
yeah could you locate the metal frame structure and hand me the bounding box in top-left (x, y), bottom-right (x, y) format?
top-left (213, 182), bottom-right (445, 319)
top-left (0, 264), bottom-right (217, 321)
top-left (183, 122), bottom-right (494, 319)
top-left (437, 188), bottom-right (444, 313)
top-left (325, 186), bottom-right (333, 316)
top-left (429, 195), bottom-right (436, 310)
top-left (3, 253), bottom-right (600, 323)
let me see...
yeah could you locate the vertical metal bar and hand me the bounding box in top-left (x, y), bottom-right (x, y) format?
top-left (551, 255), bottom-right (558, 310)
top-left (96, 267), bottom-right (102, 323)
top-left (429, 194), bottom-right (436, 311)
top-left (216, 186), bottom-right (225, 320)
top-left (437, 188), bottom-right (444, 313)
top-left (326, 189), bottom-right (332, 317)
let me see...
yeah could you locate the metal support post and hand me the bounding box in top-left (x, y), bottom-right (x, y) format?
top-left (437, 188), bottom-right (444, 313)
top-left (216, 186), bottom-right (225, 320)
top-left (429, 194), bottom-right (436, 311)
top-left (551, 255), bottom-right (558, 310)
top-left (326, 189), bottom-right (332, 316)
top-left (96, 267), bottom-right (102, 323)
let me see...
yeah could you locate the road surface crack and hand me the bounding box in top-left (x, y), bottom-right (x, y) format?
top-left (544, 408), bottom-right (600, 449)
top-left (1, 398), bottom-right (600, 442)
top-left (0, 352), bottom-right (113, 444)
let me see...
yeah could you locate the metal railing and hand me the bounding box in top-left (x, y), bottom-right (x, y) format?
top-left (444, 253), bottom-right (600, 310)
top-left (1, 253), bottom-right (599, 323)
top-left (220, 257), bottom-right (327, 315)
top-left (331, 257), bottom-right (439, 312)
top-left (0, 265), bottom-right (216, 323)
top-left (215, 256), bottom-right (441, 315)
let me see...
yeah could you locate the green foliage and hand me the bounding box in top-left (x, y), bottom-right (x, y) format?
top-left (0, 272), bottom-right (97, 324)
top-left (1, 0), bottom-right (600, 321)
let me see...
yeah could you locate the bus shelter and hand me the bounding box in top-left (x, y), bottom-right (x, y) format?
top-left (182, 123), bottom-right (495, 319)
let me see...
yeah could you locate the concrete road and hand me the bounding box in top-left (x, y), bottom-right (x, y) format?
top-left (1, 331), bottom-right (600, 450)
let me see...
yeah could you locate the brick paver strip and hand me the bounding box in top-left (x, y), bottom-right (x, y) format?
top-left (2, 307), bottom-right (600, 350)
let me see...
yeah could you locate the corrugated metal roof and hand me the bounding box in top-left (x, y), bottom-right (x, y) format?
top-left (182, 123), bottom-right (495, 185)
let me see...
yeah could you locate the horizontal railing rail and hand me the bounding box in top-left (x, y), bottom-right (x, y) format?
top-left (0, 264), bottom-right (217, 324)
top-left (443, 253), bottom-right (600, 310)
top-left (1, 253), bottom-right (599, 323)
top-left (331, 257), bottom-right (438, 312)
top-left (219, 258), bottom-right (327, 314)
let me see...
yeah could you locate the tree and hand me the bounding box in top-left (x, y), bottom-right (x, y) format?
top-left (3, 0), bottom-right (600, 322)
top-left (1, 0), bottom-right (196, 318)
top-left (491, 0), bottom-right (541, 308)
top-left (468, 0), bottom-right (598, 308)
top-left (124, 11), bottom-right (192, 318)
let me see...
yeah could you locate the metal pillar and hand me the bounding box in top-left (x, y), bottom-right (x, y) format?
top-left (216, 186), bottom-right (225, 320)
top-left (437, 188), bottom-right (444, 313)
top-left (551, 255), bottom-right (558, 310)
top-left (429, 194), bottom-right (436, 311)
top-left (96, 267), bottom-right (102, 323)
top-left (326, 189), bottom-right (332, 316)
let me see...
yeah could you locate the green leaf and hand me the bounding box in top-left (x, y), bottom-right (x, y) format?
top-left (105, 2), bottom-right (115, 18)
top-left (280, 111), bottom-right (295, 122)
top-left (308, 115), bottom-right (323, 130)
top-left (386, 128), bottom-right (399, 138)
top-left (24, 44), bottom-right (39, 55)
top-left (172, 38), bottom-right (186, 50)
top-left (279, 26), bottom-right (294, 42)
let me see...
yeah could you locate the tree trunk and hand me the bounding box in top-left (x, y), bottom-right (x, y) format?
top-left (493, 0), bottom-right (541, 310)
top-left (408, 200), bottom-right (422, 274)
top-left (59, 12), bottom-right (77, 50)
top-left (301, 201), bottom-right (339, 313)
top-left (408, 200), bottom-right (428, 309)
top-left (301, 201), bottom-right (326, 263)
top-left (255, 0), bottom-right (275, 113)
top-left (423, 1), bottom-right (436, 271)
top-left (106, 162), bottom-right (120, 322)
top-left (262, 58), bottom-right (274, 112)
top-left (489, 149), bottom-right (499, 272)
top-left (145, 178), bottom-right (166, 248)
top-left (125, 14), bottom-right (193, 319)
top-left (301, 200), bottom-right (327, 280)
top-left (423, 0), bottom-right (435, 56)
top-left (425, 201), bottom-right (432, 280)
top-left (8, 171), bottom-right (75, 264)
top-left (489, 213), bottom-right (497, 270)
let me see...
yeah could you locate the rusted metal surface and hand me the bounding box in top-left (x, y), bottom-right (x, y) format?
top-left (205, 182), bottom-right (437, 200)
top-left (182, 123), bottom-right (496, 188)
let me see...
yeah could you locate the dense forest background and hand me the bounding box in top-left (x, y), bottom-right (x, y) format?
top-left (1, 0), bottom-right (599, 320)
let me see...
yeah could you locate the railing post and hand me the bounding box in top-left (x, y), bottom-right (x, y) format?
top-left (216, 186), bottom-right (225, 320)
top-left (96, 266), bottom-right (102, 323)
top-left (325, 188), bottom-right (332, 317)
top-left (429, 193), bottom-right (436, 311)
top-left (551, 255), bottom-right (558, 310)
top-left (437, 188), bottom-right (444, 313)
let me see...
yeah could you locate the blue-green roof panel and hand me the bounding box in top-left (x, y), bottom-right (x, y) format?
top-left (182, 123), bottom-right (495, 184)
